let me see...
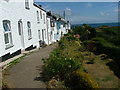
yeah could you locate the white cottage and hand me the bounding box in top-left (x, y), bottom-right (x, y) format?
top-left (0, 0), bottom-right (36, 61)
top-left (33, 3), bottom-right (49, 46)
top-left (0, 0), bottom-right (47, 61)
top-left (0, 0), bottom-right (71, 62)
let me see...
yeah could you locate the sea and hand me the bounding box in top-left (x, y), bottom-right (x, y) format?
top-left (72, 22), bottom-right (120, 28)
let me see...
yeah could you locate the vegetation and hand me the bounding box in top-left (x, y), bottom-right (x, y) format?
top-left (43, 32), bottom-right (99, 89)
top-left (72, 25), bottom-right (120, 78)
top-left (43, 24), bottom-right (120, 89)
top-left (65, 69), bottom-right (99, 89)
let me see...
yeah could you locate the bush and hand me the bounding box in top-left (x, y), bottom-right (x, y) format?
top-left (65, 69), bottom-right (99, 89)
top-left (43, 55), bottom-right (82, 81)
top-left (43, 36), bottom-right (84, 81)
top-left (83, 36), bottom-right (120, 63)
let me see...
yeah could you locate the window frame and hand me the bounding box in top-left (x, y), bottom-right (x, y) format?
top-left (38, 30), bottom-right (41, 40)
top-left (27, 21), bottom-right (32, 40)
top-left (25, 0), bottom-right (30, 10)
top-left (40, 11), bottom-right (42, 19)
top-left (3, 20), bottom-right (13, 49)
top-left (43, 13), bottom-right (46, 24)
top-left (44, 29), bottom-right (46, 39)
top-left (37, 11), bottom-right (40, 23)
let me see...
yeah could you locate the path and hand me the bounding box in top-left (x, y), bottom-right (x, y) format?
top-left (3, 43), bottom-right (58, 88)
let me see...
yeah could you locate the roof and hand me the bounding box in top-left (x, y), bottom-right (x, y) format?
top-left (46, 11), bottom-right (68, 24)
top-left (33, 3), bottom-right (46, 12)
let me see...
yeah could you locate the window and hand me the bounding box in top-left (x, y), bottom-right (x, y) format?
top-left (25, 0), bottom-right (30, 9)
top-left (27, 21), bottom-right (32, 40)
top-left (43, 13), bottom-right (45, 24)
top-left (47, 19), bottom-right (49, 29)
top-left (51, 21), bottom-right (55, 27)
top-left (18, 21), bottom-right (22, 35)
top-left (45, 29), bottom-right (47, 39)
top-left (63, 23), bottom-right (66, 27)
top-left (3, 20), bottom-right (13, 49)
top-left (38, 30), bottom-right (41, 40)
top-left (4, 0), bottom-right (9, 2)
top-left (40, 11), bottom-right (42, 19)
top-left (37, 11), bottom-right (40, 23)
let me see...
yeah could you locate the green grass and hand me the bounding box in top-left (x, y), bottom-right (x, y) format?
top-left (7, 55), bottom-right (25, 68)
top-left (101, 76), bottom-right (113, 82)
top-left (95, 76), bottom-right (113, 82)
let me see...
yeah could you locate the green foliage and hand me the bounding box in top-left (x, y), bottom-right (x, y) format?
top-left (65, 69), bottom-right (99, 89)
top-left (43, 55), bottom-right (82, 80)
top-left (8, 55), bottom-right (25, 67)
top-left (86, 37), bottom-right (120, 62)
top-left (43, 34), bottom-right (100, 89)
top-left (43, 36), bottom-right (84, 81)
top-left (72, 24), bottom-right (97, 41)
top-left (108, 37), bottom-right (120, 47)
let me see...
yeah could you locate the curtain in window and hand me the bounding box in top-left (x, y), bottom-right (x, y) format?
top-left (3, 21), bottom-right (11, 31)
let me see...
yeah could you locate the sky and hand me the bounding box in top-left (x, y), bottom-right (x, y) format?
top-left (35, 1), bottom-right (119, 24)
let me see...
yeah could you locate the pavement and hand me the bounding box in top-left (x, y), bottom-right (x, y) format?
top-left (3, 43), bottom-right (58, 88)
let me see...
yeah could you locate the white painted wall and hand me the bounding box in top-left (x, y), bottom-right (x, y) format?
top-left (0, 0), bottom-right (41, 57)
top-left (0, 0), bottom-right (70, 60)
top-left (47, 17), bottom-right (52, 44)
top-left (32, 5), bottom-right (48, 47)
top-left (0, 1), bottom-right (3, 58)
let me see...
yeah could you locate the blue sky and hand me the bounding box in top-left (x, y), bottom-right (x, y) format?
top-left (35, 1), bottom-right (119, 24)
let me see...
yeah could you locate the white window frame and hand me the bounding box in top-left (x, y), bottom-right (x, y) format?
top-left (45, 29), bottom-right (47, 39)
top-left (3, 20), bottom-right (13, 49)
top-left (40, 11), bottom-right (42, 19)
top-left (37, 11), bottom-right (40, 23)
top-left (25, 0), bottom-right (30, 9)
top-left (27, 21), bottom-right (32, 40)
top-left (43, 13), bottom-right (46, 24)
top-left (38, 30), bottom-right (41, 40)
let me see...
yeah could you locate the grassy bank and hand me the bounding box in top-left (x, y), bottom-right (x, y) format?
top-left (42, 33), bottom-right (99, 89)
top-left (72, 24), bottom-right (120, 79)
top-left (42, 24), bottom-right (120, 89)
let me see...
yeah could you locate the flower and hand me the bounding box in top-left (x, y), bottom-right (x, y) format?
top-left (65, 58), bottom-right (66, 60)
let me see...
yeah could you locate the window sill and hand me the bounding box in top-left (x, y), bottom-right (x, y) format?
top-left (5, 44), bottom-right (14, 50)
top-left (38, 22), bottom-right (40, 24)
top-left (25, 7), bottom-right (30, 10)
top-left (28, 37), bottom-right (32, 40)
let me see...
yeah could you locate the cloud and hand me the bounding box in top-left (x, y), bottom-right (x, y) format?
top-left (65, 7), bottom-right (72, 11)
top-left (114, 8), bottom-right (120, 12)
top-left (86, 3), bottom-right (92, 7)
top-left (42, 5), bottom-right (50, 11)
top-left (69, 12), bottom-right (117, 24)
top-left (102, 4), bottom-right (115, 8)
top-left (99, 12), bottom-right (110, 16)
top-left (69, 14), bottom-right (104, 24)
top-left (99, 12), bottom-right (105, 16)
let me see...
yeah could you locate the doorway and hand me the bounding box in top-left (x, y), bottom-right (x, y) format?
top-left (18, 20), bottom-right (24, 49)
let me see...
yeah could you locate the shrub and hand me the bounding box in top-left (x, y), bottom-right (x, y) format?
top-left (65, 69), bottom-right (99, 89)
top-left (85, 37), bottom-right (120, 63)
top-left (43, 56), bottom-right (82, 81)
top-left (43, 36), bottom-right (85, 81)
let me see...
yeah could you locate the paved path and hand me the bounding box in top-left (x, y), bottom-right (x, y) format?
top-left (3, 43), bottom-right (58, 88)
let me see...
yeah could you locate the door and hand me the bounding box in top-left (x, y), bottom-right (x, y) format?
top-left (18, 20), bottom-right (25, 49)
